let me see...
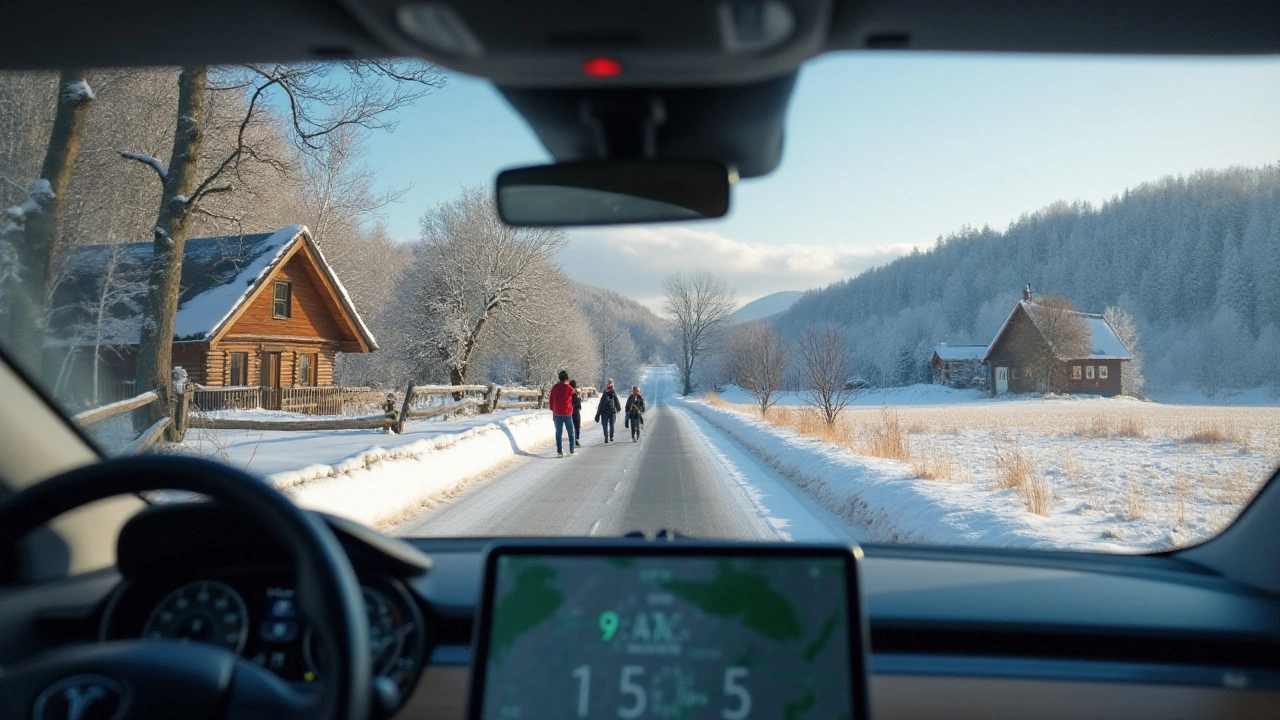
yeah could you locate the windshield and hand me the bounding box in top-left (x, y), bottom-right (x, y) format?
top-left (2, 55), bottom-right (1278, 552)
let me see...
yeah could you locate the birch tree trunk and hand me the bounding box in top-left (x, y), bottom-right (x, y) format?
top-left (8, 68), bottom-right (94, 374)
top-left (134, 66), bottom-right (206, 424)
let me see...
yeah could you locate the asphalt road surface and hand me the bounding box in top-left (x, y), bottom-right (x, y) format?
top-left (393, 369), bottom-right (784, 540)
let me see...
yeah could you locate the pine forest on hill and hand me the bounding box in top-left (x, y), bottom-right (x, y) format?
top-left (777, 164), bottom-right (1280, 395)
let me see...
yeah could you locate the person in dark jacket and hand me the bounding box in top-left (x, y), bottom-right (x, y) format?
top-left (624, 386), bottom-right (646, 442)
top-left (548, 370), bottom-right (576, 457)
top-left (594, 379), bottom-right (622, 443)
top-left (569, 379), bottom-right (582, 443)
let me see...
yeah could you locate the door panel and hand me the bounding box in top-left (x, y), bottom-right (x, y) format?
top-left (263, 352), bottom-right (282, 409)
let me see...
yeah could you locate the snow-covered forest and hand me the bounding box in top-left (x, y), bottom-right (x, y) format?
top-left (777, 165), bottom-right (1280, 395)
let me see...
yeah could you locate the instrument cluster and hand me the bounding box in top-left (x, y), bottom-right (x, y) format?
top-left (101, 568), bottom-right (428, 699)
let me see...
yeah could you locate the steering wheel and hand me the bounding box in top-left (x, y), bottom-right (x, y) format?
top-left (0, 456), bottom-right (371, 720)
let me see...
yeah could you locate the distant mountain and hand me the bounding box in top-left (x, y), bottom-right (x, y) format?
top-left (732, 291), bottom-right (804, 322)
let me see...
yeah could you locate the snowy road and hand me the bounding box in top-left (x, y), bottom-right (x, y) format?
top-left (392, 368), bottom-right (857, 541)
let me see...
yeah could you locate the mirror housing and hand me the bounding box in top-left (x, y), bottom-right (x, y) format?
top-left (496, 160), bottom-right (731, 226)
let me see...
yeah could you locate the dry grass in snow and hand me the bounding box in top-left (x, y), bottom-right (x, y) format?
top-left (703, 391), bottom-right (1278, 551)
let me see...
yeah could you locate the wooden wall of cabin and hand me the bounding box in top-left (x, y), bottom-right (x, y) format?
top-left (225, 253), bottom-right (344, 341)
top-left (201, 343), bottom-right (336, 387)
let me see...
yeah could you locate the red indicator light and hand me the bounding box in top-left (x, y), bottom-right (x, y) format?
top-left (582, 57), bottom-right (623, 77)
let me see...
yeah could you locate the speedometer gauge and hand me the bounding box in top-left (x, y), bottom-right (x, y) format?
top-left (304, 587), bottom-right (416, 679)
top-left (142, 580), bottom-right (249, 653)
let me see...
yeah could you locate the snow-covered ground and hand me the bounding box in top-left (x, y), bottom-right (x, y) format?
top-left (174, 400), bottom-right (597, 528)
top-left (715, 383), bottom-right (989, 408)
top-left (694, 386), bottom-right (1278, 552)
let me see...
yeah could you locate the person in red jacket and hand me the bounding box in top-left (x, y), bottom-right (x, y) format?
top-left (548, 369), bottom-right (576, 457)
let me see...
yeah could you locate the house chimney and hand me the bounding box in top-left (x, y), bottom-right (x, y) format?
top-left (1023, 282), bottom-right (1033, 302)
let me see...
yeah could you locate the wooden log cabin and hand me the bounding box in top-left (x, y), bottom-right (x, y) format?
top-left (45, 225), bottom-right (376, 403)
top-left (982, 286), bottom-right (1131, 397)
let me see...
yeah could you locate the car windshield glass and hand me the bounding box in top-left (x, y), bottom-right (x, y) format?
top-left (2, 55), bottom-right (1279, 552)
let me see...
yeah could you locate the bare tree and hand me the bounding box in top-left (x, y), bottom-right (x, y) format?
top-left (122, 61), bottom-right (444, 417)
top-left (589, 312), bottom-right (639, 388)
top-left (1103, 306), bottom-right (1145, 398)
top-left (1023, 295), bottom-right (1091, 392)
top-left (735, 322), bottom-right (791, 416)
top-left (407, 187), bottom-right (567, 385)
top-left (301, 123), bottom-right (409, 246)
top-left (4, 69), bottom-right (95, 371)
top-left (797, 325), bottom-right (858, 425)
top-left (483, 275), bottom-right (602, 389)
top-left (663, 269), bottom-right (736, 395)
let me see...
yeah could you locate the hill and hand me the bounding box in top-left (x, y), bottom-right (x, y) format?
top-left (574, 282), bottom-right (669, 363)
top-left (777, 164), bottom-right (1280, 393)
top-left (732, 291), bottom-right (803, 322)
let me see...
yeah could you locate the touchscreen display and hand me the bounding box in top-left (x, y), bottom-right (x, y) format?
top-left (473, 549), bottom-right (862, 720)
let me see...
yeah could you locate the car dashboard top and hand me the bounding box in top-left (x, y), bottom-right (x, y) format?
top-left (8, 503), bottom-right (1280, 720)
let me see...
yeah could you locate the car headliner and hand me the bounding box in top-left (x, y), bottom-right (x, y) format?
top-left (5, 1), bottom-right (1279, 179)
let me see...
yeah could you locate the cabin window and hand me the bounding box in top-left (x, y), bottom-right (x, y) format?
top-left (1086, 365), bottom-right (1096, 379)
top-left (1099, 365), bottom-right (1109, 379)
top-left (1011, 368), bottom-right (1019, 380)
top-left (1072, 365), bottom-right (1082, 380)
top-left (229, 352), bottom-right (248, 386)
top-left (298, 353), bottom-right (315, 386)
top-left (273, 281), bottom-right (292, 319)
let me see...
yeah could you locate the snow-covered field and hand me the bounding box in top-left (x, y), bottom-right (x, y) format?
top-left (173, 400), bottom-right (597, 528)
top-left (695, 386), bottom-right (1278, 551)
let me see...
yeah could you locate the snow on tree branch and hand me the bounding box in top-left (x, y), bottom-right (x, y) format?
top-left (119, 151), bottom-right (168, 182)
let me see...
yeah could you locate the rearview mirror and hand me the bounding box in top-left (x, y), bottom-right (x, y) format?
top-left (496, 160), bottom-right (731, 226)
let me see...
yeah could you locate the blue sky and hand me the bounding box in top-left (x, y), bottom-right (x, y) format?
top-left (363, 52), bottom-right (1280, 308)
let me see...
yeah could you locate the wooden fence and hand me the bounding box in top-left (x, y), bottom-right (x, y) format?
top-left (74, 381), bottom-right (599, 444)
top-left (71, 388), bottom-right (171, 455)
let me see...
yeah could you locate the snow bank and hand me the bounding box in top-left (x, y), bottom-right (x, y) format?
top-left (180, 399), bottom-right (598, 528)
top-left (679, 397), bottom-right (1129, 551)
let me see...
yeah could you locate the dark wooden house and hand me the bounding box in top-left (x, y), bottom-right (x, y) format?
top-left (930, 344), bottom-right (988, 388)
top-left (982, 288), bottom-right (1131, 397)
top-left (46, 225), bottom-right (376, 401)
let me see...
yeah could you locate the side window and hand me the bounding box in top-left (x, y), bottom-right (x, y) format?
top-left (1072, 365), bottom-right (1082, 380)
top-left (1086, 365), bottom-right (1095, 379)
top-left (1099, 365), bottom-right (1109, 379)
top-left (229, 352), bottom-right (248, 386)
top-left (298, 354), bottom-right (314, 386)
top-left (1011, 368), bottom-right (1019, 380)
top-left (273, 281), bottom-right (292, 319)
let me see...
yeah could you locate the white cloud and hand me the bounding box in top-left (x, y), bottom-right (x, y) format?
top-left (556, 226), bottom-right (920, 311)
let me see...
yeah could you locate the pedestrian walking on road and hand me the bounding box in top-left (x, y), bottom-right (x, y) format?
top-left (624, 386), bottom-right (646, 442)
top-left (595, 379), bottom-right (622, 443)
top-left (569, 379), bottom-right (582, 443)
top-left (549, 370), bottom-right (576, 457)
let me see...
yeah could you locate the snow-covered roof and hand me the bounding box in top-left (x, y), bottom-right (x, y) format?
top-left (932, 344), bottom-right (988, 362)
top-left (983, 300), bottom-right (1131, 362)
top-left (48, 225), bottom-right (376, 350)
top-left (1083, 314), bottom-right (1132, 360)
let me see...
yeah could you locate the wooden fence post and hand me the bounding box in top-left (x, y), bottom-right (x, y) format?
top-left (384, 393), bottom-right (398, 433)
top-left (480, 383), bottom-right (498, 414)
top-left (536, 388), bottom-right (546, 409)
top-left (397, 385), bottom-right (416, 434)
top-left (172, 386), bottom-right (191, 440)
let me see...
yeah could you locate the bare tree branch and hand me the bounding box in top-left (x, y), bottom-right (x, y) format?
top-left (118, 151), bottom-right (168, 182)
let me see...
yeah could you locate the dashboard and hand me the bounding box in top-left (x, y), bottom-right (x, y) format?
top-left (5, 503), bottom-right (1280, 720)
